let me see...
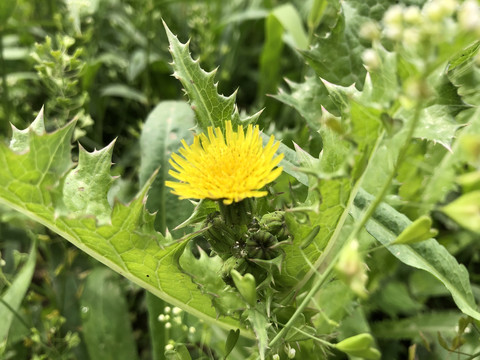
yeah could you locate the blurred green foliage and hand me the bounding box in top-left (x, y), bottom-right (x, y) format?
top-left (1, 0), bottom-right (480, 359)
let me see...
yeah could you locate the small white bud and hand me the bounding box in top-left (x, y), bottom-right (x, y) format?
top-left (164, 306), bottom-right (171, 313)
top-left (402, 28), bottom-right (422, 47)
top-left (188, 326), bottom-right (196, 334)
top-left (439, 0), bottom-right (458, 17)
top-left (384, 5), bottom-right (404, 26)
top-left (165, 322), bottom-right (172, 329)
top-left (458, 0), bottom-right (480, 33)
top-left (362, 49), bottom-right (380, 70)
top-left (384, 25), bottom-right (403, 41)
top-left (403, 6), bottom-right (422, 23)
top-left (424, 1), bottom-right (444, 22)
top-left (174, 316), bottom-right (182, 325)
top-left (172, 307), bottom-right (182, 315)
top-left (158, 314), bottom-right (166, 322)
top-left (165, 344), bottom-right (174, 351)
top-left (273, 355), bottom-right (280, 360)
top-left (360, 21), bottom-right (381, 41)
top-left (288, 348), bottom-right (296, 359)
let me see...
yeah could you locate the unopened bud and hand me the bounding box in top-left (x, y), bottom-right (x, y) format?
top-left (403, 6), bottom-right (422, 23)
top-left (360, 21), bottom-right (381, 41)
top-left (362, 49), bottom-right (380, 70)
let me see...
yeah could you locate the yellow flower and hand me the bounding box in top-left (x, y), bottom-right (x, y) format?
top-left (166, 121), bottom-right (283, 205)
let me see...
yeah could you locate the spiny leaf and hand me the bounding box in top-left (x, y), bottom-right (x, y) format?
top-left (272, 76), bottom-right (336, 129)
top-left (163, 21), bottom-right (261, 133)
top-left (0, 115), bottom-right (247, 334)
top-left (63, 141), bottom-right (115, 224)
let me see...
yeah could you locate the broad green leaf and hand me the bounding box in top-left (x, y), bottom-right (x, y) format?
top-left (0, 240), bottom-right (35, 343)
top-left (271, 4), bottom-right (309, 50)
top-left (352, 189), bottom-right (480, 321)
top-left (0, 116), bottom-right (246, 335)
top-left (80, 268), bottom-right (139, 360)
top-left (163, 22), bottom-right (260, 133)
top-left (371, 312), bottom-right (461, 340)
top-left (139, 101), bottom-right (195, 234)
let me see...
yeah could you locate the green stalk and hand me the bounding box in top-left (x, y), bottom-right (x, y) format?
top-left (269, 88), bottom-right (424, 350)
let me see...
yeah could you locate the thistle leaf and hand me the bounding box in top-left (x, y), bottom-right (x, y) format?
top-left (163, 21), bottom-right (260, 133)
top-left (0, 114), bottom-right (246, 334)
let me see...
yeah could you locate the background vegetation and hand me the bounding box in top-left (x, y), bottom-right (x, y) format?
top-left (1, 0), bottom-right (480, 359)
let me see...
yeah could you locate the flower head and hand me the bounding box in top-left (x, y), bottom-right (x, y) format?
top-left (166, 121), bottom-right (283, 205)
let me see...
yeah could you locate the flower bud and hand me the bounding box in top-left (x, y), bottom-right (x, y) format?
top-left (362, 49), bottom-right (380, 71)
top-left (360, 21), bottom-right (381, 41)
top-left (335, 239), bottom-right (368, 298)
top-left (246, 230), bottom-right (280, 260)
top-left (403, 6), bottom-right (422, 24)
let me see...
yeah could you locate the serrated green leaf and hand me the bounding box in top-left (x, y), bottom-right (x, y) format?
top-left (0, 239), bottom-right (35, 343)
top-left (63, 142), bottom-right (115, 224)
top-left (412, 105), bottom-right (463, 151)
top-left (0, 117), bottom-right (247, 335)
top-left (80, 268), bottom-right (139, 360)
top-left (302, 2), bottom-right (367, 87)
top-left (139, 101), bottom-right (195, 234)
top-left (247, 309), bottom-right (269, 360)
top-left (272, 76), bottom-right (335, 129)
top-left (352, 189), bottom-right (480, 321)
top-left (163, 22), bottom-right (259, 133)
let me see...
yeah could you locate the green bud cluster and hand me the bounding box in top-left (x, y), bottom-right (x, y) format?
top-left (203, 208), bottom-right (291, 287)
